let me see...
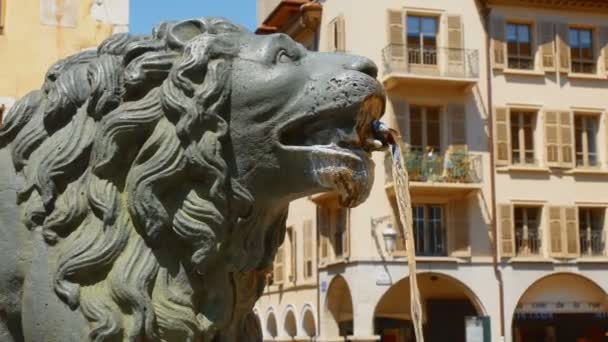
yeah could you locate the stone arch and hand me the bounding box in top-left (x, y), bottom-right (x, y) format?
top-left (373, 271), bottom-right (486, 342)
top-left (265, 307), bottom-right (278, 339)
top-left (323, 275), bottom-right (354, 338)
top-left (511, 272), bottom-right (608, 342)
top-left (300, 303), bottom-right (317, 338)
top-left (281, 305), bottom-right (298, 338)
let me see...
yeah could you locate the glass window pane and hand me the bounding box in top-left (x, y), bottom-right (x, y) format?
top-left (507, 24), bottom-right (517, 42)
top-left (580, 30), bottom-right (592, 48)
top-left (408, 16), bottom-right (420, 35)
top-left (518, 25), bottom-right (530, 43)
top-left (520, 42), bottom-right (531, 56)
top-left (570, 29), bottom-right (579, 47)
top-left (422, 17), bottom-right (437, 36)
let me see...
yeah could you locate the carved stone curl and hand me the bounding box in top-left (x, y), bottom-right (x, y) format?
top-left (0, 17), bottom-right (384, 341)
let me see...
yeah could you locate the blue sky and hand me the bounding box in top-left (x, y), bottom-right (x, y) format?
top-left (129, 0), bottom-right (257, 34)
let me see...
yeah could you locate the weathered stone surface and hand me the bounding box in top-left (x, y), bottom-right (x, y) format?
top-left (0, 17), bottom-right (384, 341)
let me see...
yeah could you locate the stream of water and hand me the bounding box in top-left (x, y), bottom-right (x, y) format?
top-left (388, 135), bottom-right (425, 342)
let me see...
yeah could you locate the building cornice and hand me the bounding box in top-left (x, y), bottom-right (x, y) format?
top-left (483, 0), bottom-right (608, 13)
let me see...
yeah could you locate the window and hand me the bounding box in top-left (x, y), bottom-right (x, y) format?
top-left (327, 16), bottom-right (345, 52)
top-left (413, 204), bottom-right (446, 256)
top-left (506, 23), bottom-right (533, 69)
top-left (574, 114), bottom-right (598, 168)
top-left (579, 208), bottom-right (605, 256)
top-left (510, 111), bottom-right (536, 165)
top-left (407, 15), bottom-right (438, 65)
top-left (287, 227), bottom-right (296, 282)
top-left (303, 220), bottom-right (314, 279)
top-left (514, 206), bottom-right (541, 256)
top-left (570, 28), bottom-right (595, 73)
top-left (273, 244), bottom-right (284, 285)
top-left (317, 201), bottom-right (349, 261)
top-left (410, 105), bottom-right (441, 154)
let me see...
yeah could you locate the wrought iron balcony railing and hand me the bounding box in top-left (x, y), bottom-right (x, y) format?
top-left (382, 44), bottom-right (479, 79)
top-left (385, 147), bottom-right (483, 184)
top-left (580, 230), bottom-right (605, 257)
top-left (515, 230), bottom-right (541, 256)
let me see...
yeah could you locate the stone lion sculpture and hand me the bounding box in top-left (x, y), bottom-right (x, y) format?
top-left (0, 17), bottom-right (385, 341)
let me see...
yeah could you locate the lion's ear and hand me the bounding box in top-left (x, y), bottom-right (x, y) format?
top-left (167, 20), bottom-right (206, 49)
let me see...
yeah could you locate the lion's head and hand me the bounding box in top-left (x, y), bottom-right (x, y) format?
top-left (0, 17), bottom-right (384, 340)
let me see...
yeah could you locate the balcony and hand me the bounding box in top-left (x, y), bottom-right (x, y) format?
top-left (580, 230), bottom-right (605, 257)
top-left (384, 146), bottom-right (483, 198)
top-left (382, 44), bottom-right (479, 91)
top-left (515, 230), bottom-right (541, 257)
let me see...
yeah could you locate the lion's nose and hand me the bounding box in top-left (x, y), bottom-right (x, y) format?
top-left (347, 57), bottom-right (378, 79)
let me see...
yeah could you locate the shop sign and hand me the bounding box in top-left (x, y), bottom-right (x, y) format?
top-left (515, 301), bottom-right (606, 314)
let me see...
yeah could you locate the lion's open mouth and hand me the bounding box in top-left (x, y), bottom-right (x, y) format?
top-left (278, 95), bottom-right (385, 207)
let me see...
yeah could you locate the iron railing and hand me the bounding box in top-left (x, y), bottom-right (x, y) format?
top-left (515, 229), bottom-right (541, 256)
top-left (385, 147), bottom-right (483, 184)
top-left (580, 230), bottom-right (605, 257)
top-left (382, 44), bottom-right (479, 79)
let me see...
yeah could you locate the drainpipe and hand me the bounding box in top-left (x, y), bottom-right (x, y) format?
top-left (477, 1), bottom-right (506, 340)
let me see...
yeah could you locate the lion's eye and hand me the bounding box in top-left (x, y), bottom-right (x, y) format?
top-left (276, 49), bottom-right (296, 64)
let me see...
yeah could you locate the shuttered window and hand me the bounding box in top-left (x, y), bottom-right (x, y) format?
top-left (548, 206), bottom-right (581, 258)
top-left (316, 201), bottom-right (350, 261)
top-left (545, 111), bottom-right (574, 168)
top-left (556, 23), bottom-right (570, 73)
top-left (511, 111), bottom-right (536, 165)
top-left (388, 194), bottom-right (406, 252)
top-left (570, 27), bottom-right (596, 74)
top-left (514, 206), bottom-right (541, 256)
top-left (538, 22), bottom-right (556, 71)
top-left (303, 220), bottom-right (314, 279)
top-left (387, 10), bottom-right (406, 68)
top-left (507, 23), bottom-right (533, 70)
top-left (448, 199), bottom-right (470, 257)
top-left (495, 107), bottom-right (511, 166)
top-left (317, 205), bottom-right (331, 261)
top-left (327, 16), bottom-right (345, 52)
top-left (574, 114), bottom-right (599, 168)
top-left (491, 16), bottom-right (507, 69)
top-left (287, 227), bottom-right (296, 283)
top-left (499, 204), bottom-right (515, 257)
top-left (448, 103), bottom-right (466, 145)
top-left (273, 245), bottom-right (284, 284)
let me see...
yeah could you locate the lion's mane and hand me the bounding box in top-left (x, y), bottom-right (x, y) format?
top-left (0, 18), bottom-right (280, 341)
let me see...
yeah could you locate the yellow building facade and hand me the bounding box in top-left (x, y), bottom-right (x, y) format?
top-left (255, 1), bottom-right (608, 342)
top-left (0, 0), bottom-right (128, 115)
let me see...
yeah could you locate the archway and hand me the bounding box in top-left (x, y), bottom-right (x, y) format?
top-left (301, 305), bottom-right (317, 338)
top-left (373, 272), bottom-right (485, 342)
top-left (283, 307), bottom-right (297, 338)
top-left (266, 310), bottom-right (278, 340)
top-left (512, 273), bottom-right (608, 342)
top-left (324, 275), bottom-right (354, 338)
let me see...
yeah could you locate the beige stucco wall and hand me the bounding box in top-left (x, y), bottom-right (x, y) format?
top-left (0, 0), bottom-right (128, 100)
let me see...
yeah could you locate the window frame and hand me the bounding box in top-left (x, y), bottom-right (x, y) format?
top-left (406, 14), bottom-right (440, 66)
top-left (513, 205), bottom-right (542, 256)
top-left (412, 203), bottom-right (447, 256)
top-left (510, 110), bottom-right (537, 165)
top-left (574, 112), bottom-right (600, 169)
top-left (578, 207), bottom-right (606, 257)
top-left (569, 26), bottom-right (597, 74)
top-left (506, 21), bottom-right (535, 70)
top-left (316, 197), bottom-right (350, 264)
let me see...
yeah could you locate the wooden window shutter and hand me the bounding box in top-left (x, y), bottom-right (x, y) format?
top-left (317, 206), bottom-right (330, 261)
top-left (387, 10), bottom-right (406, 67)
top-left (494, 107), bottom-right (511, 166)
top-left (558, 111), bottom-right (574, 168)
top-left (342, 208), bottom-right (350, 258)
top-left (447, 15), bottom-right (464, 66)
top-left (544, 111), bottom-right (560, 167)
top-left (538, 22), bottom-right (556, 71)
top-left (336, 16), bottom-right (346, 52)
top-left (448, 103), bottom-right (467, 145)
top-left (274, 245), bottom-right (284, 284)
top-left (303, 220), bottom-right (313, 279)
top-left (394, 100), bottom-right (409, 140)
top-left (563, 207), bottom-right (580, 257)
top-left (556, 23), bottom-right (570, 73)
top-left (326, 19), bottom-right (336, 52)
top-left (499, 204), bottom-right (515, 257)
top-left (490, 16), bottom-right (506, 70)
top-left (449, 199), bottom-right (470, 257)
top-left (548, 206), bottom-right (564, 257)
top-left (601, 27), bottom-right (608, 74)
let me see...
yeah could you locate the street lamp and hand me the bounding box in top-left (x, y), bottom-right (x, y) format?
top-left (382, 223), bottom-right (398, 255)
